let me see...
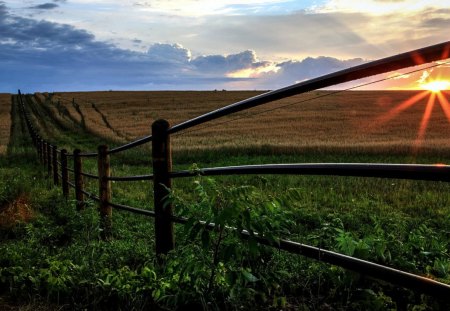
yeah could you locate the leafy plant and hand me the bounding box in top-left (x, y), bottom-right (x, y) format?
top-left (164, 174), bottom-right (294, 308)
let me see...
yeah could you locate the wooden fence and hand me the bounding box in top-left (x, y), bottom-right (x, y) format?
top-left (17, 41), bottom-right (450, 299)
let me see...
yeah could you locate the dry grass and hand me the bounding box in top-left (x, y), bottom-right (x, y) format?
top-left (0, 93), bottom-right (12, 155)
top-left (0, 296), bottom-right (63, 311)
top-left (0, 194), bottom-right (34, 229)
top-left (52, 90), bottom-right (450, 155)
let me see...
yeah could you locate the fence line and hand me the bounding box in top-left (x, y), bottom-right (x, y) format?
top-left (16, 40), bottom-right (450, 299)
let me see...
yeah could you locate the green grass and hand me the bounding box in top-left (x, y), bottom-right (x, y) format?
top-left (1, 94), bottom-right (449, 310)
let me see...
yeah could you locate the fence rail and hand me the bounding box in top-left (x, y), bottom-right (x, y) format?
top-left (169, 163), bottom-right (450, 181)
top-left (16, 40), bottom-right (450, 299)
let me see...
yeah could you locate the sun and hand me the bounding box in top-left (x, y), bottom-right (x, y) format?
top-left (421, 80), bottom-right (450, 93)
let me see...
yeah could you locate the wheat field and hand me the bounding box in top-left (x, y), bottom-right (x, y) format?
top-left (47, 90), bottom-right (450, 156)
top-left (0, 94), bottom-right (11, 154)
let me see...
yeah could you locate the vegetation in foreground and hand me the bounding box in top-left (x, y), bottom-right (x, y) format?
top-left (0, 93), bottom-right (449, 310)
top-left (1, 152), bottom-right (450, 310)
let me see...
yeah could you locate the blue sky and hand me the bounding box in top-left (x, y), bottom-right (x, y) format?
top-left (0, 0), bottom-right (449, 92)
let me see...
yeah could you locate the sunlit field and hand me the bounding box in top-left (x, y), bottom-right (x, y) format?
top-left (0, 94), bottom-right (11, 155)
top-left (49, 90), bottom-right (450, 157)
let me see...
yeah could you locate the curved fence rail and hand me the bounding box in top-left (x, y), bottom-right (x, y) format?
top-left (16, 40), bottom-right (450, 300)
top-left (169, 163), bottom-right (450, 181)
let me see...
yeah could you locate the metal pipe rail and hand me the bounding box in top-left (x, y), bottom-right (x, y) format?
top-left (79, 151), bottom-right (98, 158)
top-left (80, 188), bottom-right (100, 202)
top-left (106, 174), bottom-right (153, 181)
top-left (79, 172), bottom-right (99, 180)
top-left (108, 201), bottom-right (156, 217)
top-left (108, 135), bottom-right (152, 155)
top-left (169, 163), bottom-right (450, 182)
top-left (254, 233), bottom-right (450, 298)
top-left (65, 178), bottom-right (99, 202)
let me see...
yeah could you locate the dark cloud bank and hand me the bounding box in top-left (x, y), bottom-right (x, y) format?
top-left (29, 3), bottom-right (59, 10)
top-left (0, 3), bottom-right (367, 92)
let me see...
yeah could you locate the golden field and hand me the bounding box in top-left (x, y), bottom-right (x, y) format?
top-left (0, 94), bottom-right (11, 155)
top-left (44, 90), bottom-right (450, 156)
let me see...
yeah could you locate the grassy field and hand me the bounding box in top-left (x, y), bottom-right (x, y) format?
top-left (1, 91), bottom-right (450, 310)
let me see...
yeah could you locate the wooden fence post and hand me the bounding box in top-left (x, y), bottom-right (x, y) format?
top-left (52, 145), bottom-right (58, 185)
top-left (74, 149), bottom-right (85, 210)
top-left (43, 141), bottom-right (47, 167)
top-left (61, 149), bottom-right (69, 199)
top-left (47, 143), bottom-right (52, 177)
top-left (31, 127), bottom-right (36, 148)
top-left (38, 138), bottom-right (43, 163)
top-left (152, 119), bottom-right (174, 257)
top-left (98, 145), bottom-right (112, 240)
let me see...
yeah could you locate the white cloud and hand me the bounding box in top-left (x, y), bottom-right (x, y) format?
top-left (317, 0), bottom-right (449, 15)
top-left (251, 56), bottom-right (366, 89)
top-left (417, 70), bottom-right (431, 84)
top-left (147, 43), bottom-right (191, 63)
top-left (192, 50), bottom-right (269, 73)
top-left (134, 0), bottom-right (310, 16)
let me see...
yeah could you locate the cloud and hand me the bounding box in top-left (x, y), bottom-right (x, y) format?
top-left (192, 50), bottom-right (269, 73)
top-left (6, 0), bottom-right (447, 64)
top-left (30, 3), bottom-right (59, 10)
top-left (0, 10), bottom-right (96, 49)
top-left (417, 70), bottom-right (432, 84)
top-left (278, 57), bottom-right (365, 77)
top-left (147, 43), bottom-right (191, 64)
top-left (249, 56), bottom-right (366, 89)
top-left (318, 0), bottom-right (447, 14)
top-left (422, 17), bottom-right (450, 28)
top-left (0, 4), bottom-right (285, 92)
top-left (3, 2), bottom-right (443, 93)
top-left (131, 0), bottom-right (305, 16)
top-left (419, 8), bottom-right (450, 29)
top-left (151, 11), bottom-right (380, 60)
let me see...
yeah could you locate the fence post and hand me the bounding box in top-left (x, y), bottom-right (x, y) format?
top-left (152, 119), bottom-right (174, 257)
top-left (43, 141), bottom-right (47, 167)
top-left (74, 149), bottom-right (85, 210)
top-left (52, 145), bottom-right (58, 185)
top-left (98, 145), bottom-right (112, 240)
top-left (37, 137), bottom-right (42, 163)
top-left (61, 149), bottom-right (69, 199)
top-left (47, 143), bottom-right (52, 176)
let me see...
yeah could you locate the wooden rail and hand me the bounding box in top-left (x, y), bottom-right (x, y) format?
top-left (15, 41), bottom-right (450, 299)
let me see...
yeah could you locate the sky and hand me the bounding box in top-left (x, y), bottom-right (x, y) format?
top-left (0, 0), bottom-right (449, 92)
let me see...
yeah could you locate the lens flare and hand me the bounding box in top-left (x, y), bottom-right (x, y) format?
top-left (421, 80), bottom-right (450, 93)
